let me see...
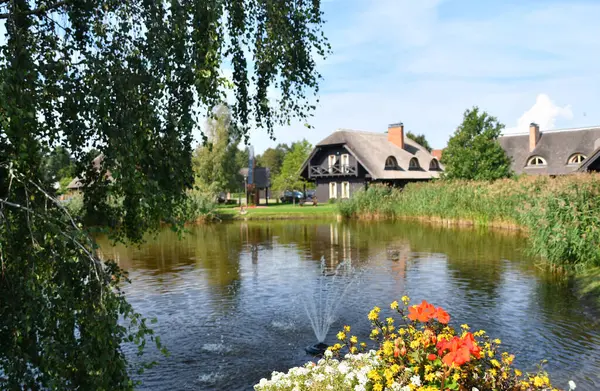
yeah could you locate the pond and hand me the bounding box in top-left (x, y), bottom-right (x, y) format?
top-left (97, 220), bottom-right (600, 391)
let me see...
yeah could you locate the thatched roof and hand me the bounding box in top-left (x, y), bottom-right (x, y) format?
top-left (499, 126), bottom-right (600, 175)
top-left (307, 129), bottom-right (443, 180)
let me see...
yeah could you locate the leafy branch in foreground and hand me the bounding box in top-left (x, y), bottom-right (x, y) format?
top-left (1, 0), bottom-right (328, 388)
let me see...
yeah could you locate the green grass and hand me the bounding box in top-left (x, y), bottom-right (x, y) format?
top-left (217, 202), bottom-right (337, 220)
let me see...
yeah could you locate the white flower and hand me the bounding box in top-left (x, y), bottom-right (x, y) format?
top-left (569, 380), bottom-right (577, 390)
top-left (354, 385), bottom-right (366, 391)
top-left (410, 374), bottom-right (421, 386)
top-left (472, 388), bottom-right (480, 391)
top-left (324, 349), bottom-right (333, 358)
top-left (338, 362), bottom-right (350, 374)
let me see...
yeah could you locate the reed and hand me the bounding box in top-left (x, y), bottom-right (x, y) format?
top-left (337, 174), bottom-right (600, 269)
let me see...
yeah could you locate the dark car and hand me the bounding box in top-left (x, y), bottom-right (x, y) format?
top-left (305, 190), bottom-right (316, 200)
top-left (279, 190), bottom-right (304, 203)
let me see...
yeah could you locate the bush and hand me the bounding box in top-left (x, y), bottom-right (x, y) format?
top-left (255, 297), bottom-right (574, 391)
top-left (182, 190), bottom-right (218, 222)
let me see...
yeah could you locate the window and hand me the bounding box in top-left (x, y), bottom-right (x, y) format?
top-left (527, 156), bottom-right (547, 166)
top-left (341, 182), bottom-right (350, 198)
top-left (385, 156), bottom-right (398, 170)
top-left (328, 155), bottom-right (337, 173)
top-left (329, 182), bottom-right (337, 199)
top-left (429, 159), bottom-right (440, 171)
top-left (568, 153), bottom-right (586, 165)
top-left (341, 154), bottom-right (350, 173)
top-left (409, 157), bottom-right (420, 170)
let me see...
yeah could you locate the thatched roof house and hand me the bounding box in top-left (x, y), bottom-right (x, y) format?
top-left (499, 124), bottom-right (600, 175)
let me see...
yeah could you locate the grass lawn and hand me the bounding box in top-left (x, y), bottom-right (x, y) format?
top-left (217, 202), bottom-right (338, 220)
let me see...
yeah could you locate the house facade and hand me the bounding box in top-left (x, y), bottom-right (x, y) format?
top-left (300, 123), bottom-right (443, 202)
top-left (498, 123), bottom-right (600, 175)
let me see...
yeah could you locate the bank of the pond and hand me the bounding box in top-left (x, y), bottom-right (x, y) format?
top-left (216, 203), bottom-right (337, 220)
top-left (336, 174), bottom-right (600, 307)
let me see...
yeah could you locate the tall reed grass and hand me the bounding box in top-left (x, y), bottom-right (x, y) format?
top-left (337, 174), bottom-right (600, 269)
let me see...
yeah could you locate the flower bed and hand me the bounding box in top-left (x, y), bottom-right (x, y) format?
top-left (255, 297), bottom-right (576, 391)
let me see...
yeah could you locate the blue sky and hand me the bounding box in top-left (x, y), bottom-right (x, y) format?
top-left (2, 1), bottom-right (598, 154)
top-left (243, 0), bottom-right (600, 153)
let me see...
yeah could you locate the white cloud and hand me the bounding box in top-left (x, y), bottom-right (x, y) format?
top-left (506, 94), bottom-right (573, 134)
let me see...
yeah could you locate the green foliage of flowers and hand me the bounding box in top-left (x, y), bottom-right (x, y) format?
top-left (337, 174), bottom-right (600, 270)
top-left (256, 298), bottom-right (573, 391)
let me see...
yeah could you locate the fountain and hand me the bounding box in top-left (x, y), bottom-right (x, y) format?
top-left (303, 257), bottom-right (358, 355)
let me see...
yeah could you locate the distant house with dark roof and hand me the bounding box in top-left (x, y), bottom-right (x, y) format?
top-left (66, 154), bottom-right (112, 191)
top-left (239, 167), bottom-right (271, 204)
top-left (498, 123), bottom-right (600, 175)
top-left (299, 123), bottom-right (443, 202)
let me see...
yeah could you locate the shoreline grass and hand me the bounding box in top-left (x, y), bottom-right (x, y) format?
top-left (336, 175), bottom-right (600, 308)
top-left (216, 203), bottom-right (338, 220)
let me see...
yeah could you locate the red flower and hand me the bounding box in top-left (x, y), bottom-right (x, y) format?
top-left (435, 307), bottom-right (450, 324)
top-left (427, 353), bottom-right (437, 361)
top-left (407, 300), bottom-right (436, 323)
top-left (437, 333), bottom-right (480, 367)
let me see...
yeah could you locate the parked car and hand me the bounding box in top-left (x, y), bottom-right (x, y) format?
top-left (305, 190), bottom-right (316, 200)
top-left (280, 190), bottom-right (304, 203)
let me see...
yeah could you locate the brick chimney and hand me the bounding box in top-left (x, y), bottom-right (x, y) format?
top-left (388, 122), bottom-right (405, 149)
top-left (529, 123), bottom-right (540, 152)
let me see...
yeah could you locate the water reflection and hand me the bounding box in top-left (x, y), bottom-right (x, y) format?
top-left (96, 221), bottom-right (600, 390)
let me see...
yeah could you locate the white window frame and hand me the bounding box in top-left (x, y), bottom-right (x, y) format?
top-left (329, 182), bottom-right (337, 199)
top-left (409, 157), bottom-right (420, 169)
top-left (567, 153), bottom-right (586, 165)
top-left (341, 182), bottom-right (350, 198)
top-left (341, 154), bottom-right (349, 172)
top-left (328, 155), bottom-right (337, 173)
top-left (527, 156), bottom-right (547, 166)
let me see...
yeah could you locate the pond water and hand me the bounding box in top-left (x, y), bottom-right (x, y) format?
top-left (98, 220), bottom-right (600, 391)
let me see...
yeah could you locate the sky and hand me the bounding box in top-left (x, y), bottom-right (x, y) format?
top-left (241, 0), bottom-right (600, 153)
top-left (2, 1), bottom-right (598, 154)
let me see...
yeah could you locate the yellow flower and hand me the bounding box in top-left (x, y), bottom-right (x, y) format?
top-left (460, 324), bottom-right (470, 330)
top-left (390, 301), bottom-right (399, 310)
top-left (491, 359), bottom-right (501, 368)
top-left (344, 325), bottom-right (351, 332)
top-left (337, 331), bottom-right (346, 340)
top-left (401, 295), bottom-right (410, 305)
top-left (493, 338), bottom-right (502, 345)
top-left (399, 328), bottom-right (406, 336)
top-left (350, 335), bottom-right (358, 344)
top-left (386, 317), bottom-right (394, 325)
top-left (368, 307), bottom-right (381, 321)
top-left (533, 376), bottom-right (545, 387)
top-left (515, 369), bottom-right (522, 377)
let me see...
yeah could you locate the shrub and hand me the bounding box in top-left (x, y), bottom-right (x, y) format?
top-left (255, 297), bottom-right (574, 391)
top-left (182, 190), bottom-right (218, 222)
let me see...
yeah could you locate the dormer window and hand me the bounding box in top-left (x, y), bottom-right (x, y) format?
top-left (385, 156), bottom-right (399, 170)
top-left (429, 159), bottom-right (440, 171)
top-left (567, 153), bottom-right (586, 165)
top-left (527, 156), bottom-right (547, 166)
top-left (408, 157), bottom-right (420, 170)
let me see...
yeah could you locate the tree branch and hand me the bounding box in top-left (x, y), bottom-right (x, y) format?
top-left (0, 1), bottom-right (68, 20)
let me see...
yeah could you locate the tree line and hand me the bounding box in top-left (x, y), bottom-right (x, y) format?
top-left (191, 105), bottom-right (313, 197)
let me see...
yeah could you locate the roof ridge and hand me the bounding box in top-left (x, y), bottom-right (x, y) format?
top-left (501, 125), bottom-right (600, 137)
top-left (335, 128), bottom-right (386, 135)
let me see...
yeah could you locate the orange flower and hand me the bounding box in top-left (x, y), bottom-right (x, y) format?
top-left (437, 332), bottom-right (480, 367)
top-left (427, 353), bottom-right (437, 361)
top-left (435, 307), bottom-right (450, 324)
top-left (407, 300), bottom-right (436, 323)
